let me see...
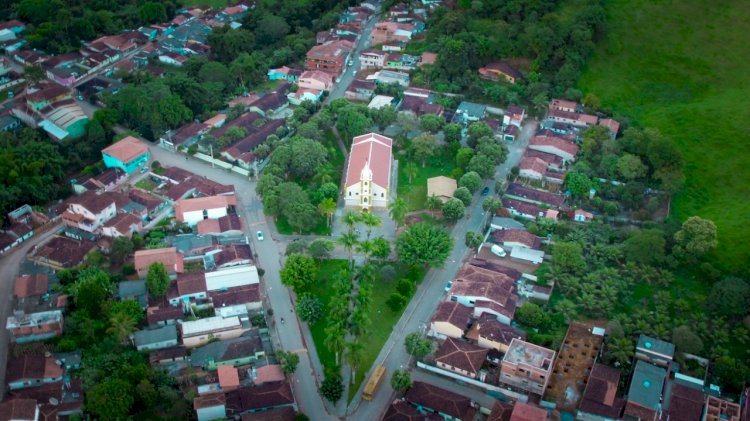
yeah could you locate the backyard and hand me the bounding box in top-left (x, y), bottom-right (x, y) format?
top-left (578, 0), bottom-right (750, 274)
top-left (397, 150), bottom-right (457, 211)
top-left (308, 260), bottom-right (425, 402)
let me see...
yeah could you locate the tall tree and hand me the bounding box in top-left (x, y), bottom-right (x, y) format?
top-left (146, 262), bottom-right (170, 298)
top-left (425, 196), bottom-right (443, 217)
top-left (318, 198), bottom-right (337, 228)
top-left (404, 161), bottom-right (419, 184)
top-left (389, 198), bottom-right (409, 228)
top-left (396, 223), bottom-right (453, 268)
top-left (324, 323), bottom-right (346, 366)
top-left (404, 332), bottom-right (433, 359)
top-left (277, 350), bottom-right (300, 375)
top-left (390, 369), bottom-right (412, 392)
top-left (411, 133), bottom-right (438, 167)
top-left (338, 232), bottom-right (359, 269)
top-left (360, 212), bottom-right (381, 240)
top-left (281, 254), bottom-right (318, 294)
top-left (673, 216), bottom-right (718, 260)
top-left (345, 340), bottom-right (365, 384)
top-left (107, 311), bottom-right (137, 344)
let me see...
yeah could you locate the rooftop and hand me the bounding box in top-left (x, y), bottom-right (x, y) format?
top-left (102, 136), bottom-right (149, 164)
top-left (636, 334), bottom-right (675, 358)
top-left (627, 360), bottom-right (667, 410)
top-left (190, 332), bottom-right (263, 367)
top-left (14, 273), bottom-right (49, 298)
top-left (180, 315), bottom-right (241, 337)
top-left (225, 381), bottom-right (294, 414)
top-left (493, 229), bottom-right (541, 249)
top-left (132, 324), bottom-right (178, 346)
top-left (579, 363), bottom-right (625, 419)
top-left (503, 338), bottom-right (555, 371)
top-left (405, 381), bottom-right (477, 421)
top-left (435, 337), bottom-right (489, 374)
top-left (345, 133), bottom-right (393, 189)
top-left (431, 301), bottom-right (472, 329)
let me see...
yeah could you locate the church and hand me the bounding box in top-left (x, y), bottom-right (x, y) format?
top-left (344, 133), bottom-right (393, 211)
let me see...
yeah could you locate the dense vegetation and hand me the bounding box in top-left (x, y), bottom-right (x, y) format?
top-left (409, 0), bottom-right (605, 107)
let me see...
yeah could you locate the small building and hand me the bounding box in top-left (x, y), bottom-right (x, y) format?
top-left (454, 101), bottom-right (487, 125)
top-left (101, 212), bottom-right (142, 238)
top-left (189, 333), bottom-right (265, 370)
top-left (598, 118), bottom-right (620, 139)
top-left (577, 363), bottom-right (625, 421)
top-left (0, 399), bottom-right (38, 421)
top-left (429, 301), bottom-right (472, 340)
top-left (493, 229), bottom-right (541, 250)
top-left (528, 135), bottom-right (579, 162)
top-left (205, 265), bottom-right (260, 291)
top-left (500, 339), bottom-right (556, 395)
top-left (573, 209), bottom-right (594, 222)
top-left (426, 176), bottom-right (457, 203)
top-left (344, 133), bottom-right (393, 211)
top-left (404, 381), bottom-right (477, 421)
top-left (225, 381), bottom-right (296, 416)
top-left (635, 334), bottom-right (674, 367)
top-left (434, 337), bottom-right (489, 380)
top-left (158, 52), bottom-right (189, 67)
top-left (196, 215), bottom-right (243, 236)
top-left (149, 346), bottom-right (188, 365)
top-left (218, 365), bottom-right (240, 391)
top-left (298, 70), bottom-right (334, 91)
top-left (490, 217), bottom-right (525, 231)
top-left (134, 247), bottom-right (184, 278)
top-left (368, 70), bottom-right (410, 87)
top-left (368, 94), bottom-right (395, 110)
top-left (479, 62), bottom-right (523, 84)
top-left (510, 246), bottom-right (545, 265)
top-left (253, 365), bottom-right (286, 385)
top-left (118, 280), bottom-right (148, 308)
top-left (132, 325), bottom-right (179, 351)
top-left (174, 195), bottom-right (238, 226)
top-left (6, 355), bottom-right (64, 390)
top-left (267, 66), bottom-right (303, 82)
top-left (360, 49), bottom-right (387, 68)
top-left (623, 361), bottom-right (667, 421)
top-left (6, 310), bottom-right (64, 343)
top-left (549, 99), bottom-right (578, 113)
top-left (382, 400), bottom-right (431, 421)
top-left (146, 306), bottom-right (185, 327)
top-left (180, 316), bottom-right (244, 348)
top-left (510, 402), bottom-right (547, 421)
top-left (465, 313), bottom-right (526, 353)
top-left (13, 274), bottom-right (49, 299)
top-left (345, 79), bottom-right (376, 101)
top-left (101, 136), bottom-right (150, 174)
top-left (195, 394), bottom-right (227, 421)
top-left (519, 156), bottom-right (548, 180)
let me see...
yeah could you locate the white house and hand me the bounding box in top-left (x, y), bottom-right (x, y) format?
top-left (180, 316), bottom-right (244, 348)
top-left (528, 135), bottom-right (579, 162)
top-left (344, 133), bottom-right (393, 211)
top-left (173, 195), bottom-right (238, 226)
top-left (205, 265), bottom-right (259, 291)
top-left (509, 246), bottom-right (545, 265)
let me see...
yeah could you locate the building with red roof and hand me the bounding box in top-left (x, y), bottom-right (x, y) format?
top-left (344, 133), bottom-right (393, 211)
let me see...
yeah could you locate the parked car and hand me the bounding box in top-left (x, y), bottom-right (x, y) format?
top-left (481, 187), bottom-right (490, 196)
top-left (139, 167), bottom-right (148, 174)
top-left (490, 244), bottom-right (506, 257)
top-left (444, 280), bottom-right (452, 292)
top-left (256, 230), bottom-right (264, 241)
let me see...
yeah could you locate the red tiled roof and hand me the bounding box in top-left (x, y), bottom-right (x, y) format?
top-left (345, 133), bottom-right (393, 189)
top-left (103, 212), bottom-right (141, 235)
top-left (102, 136), bottom-right (149, 164)
top-left (193, 393), bottom-right (226, 410)
top-left (405, 381), bottom-right (477, 421)
top-left (6, 355), bottom-right (63, 383)
top-left (218, 365), bottom-right (240, 389)
top-left (208, 284), bottom-right (261, 307)
top-left (435, 337), bottom-right (488, 374)
top-left (14, 274), bottom-right (49, 298)
top-left (579, 363), bottom-right (625, 419)
top-left (0, 399), bottom-right (38, 421)
top-left (523, 150), bottom-right (563, 167)
top-left (240, 407), bottom-right (296, 421)
top-left (225, 381), bottom-right (294, 413)
top-left (529, 135), bottom-right (579, 158)
top-left (176, 272), bottom-right (206, 296)
top-left (134, 247), bottom-right (183, 274)
top-left (197, 215), bottom-right (243, 235)
top-left (431, 301), bottom-right (472, 328)
top-left (510, 402), bottom-right (547, 421)
top-left (505, 183), bottom-right (566, 207)
top-left (492, 229), bottom-right (541, 249)
top-left (519, 156), bottom-right (548, 176)
top-left (146, 306), bottom-right (184, 326)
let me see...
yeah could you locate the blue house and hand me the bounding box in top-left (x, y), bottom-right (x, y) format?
top-left (101, 136), bottom-right (150, 174)
top-left (267, 66), bottom-right (302, 82)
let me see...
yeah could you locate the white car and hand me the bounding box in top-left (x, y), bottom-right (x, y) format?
top-left (491, 244), bottom-right (506, 257)
top-left (256, 230), bottom-right (264, 241)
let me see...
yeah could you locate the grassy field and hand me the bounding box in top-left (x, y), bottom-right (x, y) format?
top-left (397, 151), bottom-right (457, 211)
top-left (308, 260), bottom-right (424, 402)
top-left (578, 0), bottom-right (750, 274)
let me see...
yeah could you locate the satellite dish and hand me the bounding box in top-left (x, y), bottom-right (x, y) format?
top-left (49, 397), bottom-right (59, 405)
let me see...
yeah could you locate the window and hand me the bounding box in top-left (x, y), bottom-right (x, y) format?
top-left (349, 191), bottom-right (352, 196)
top-left (364, 181), bottom-right (368, 186)
top-left (363, 197), bottom-right (368, 203)
top-left (381, 193), bottom-right (384, 197)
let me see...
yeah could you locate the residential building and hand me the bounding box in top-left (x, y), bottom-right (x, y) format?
top-left (500, 339), bottom-right (556, 395)
top-left (344, 133), bottom-right (393, 211)
top-left (368, 70), bottom-right (410, 86)
top-left (371, 21), bottom-right (415, 45)
top-left (13, 274), bottom-right (49, 299)
top-left (159, 122), bottom-right (208, 150)
top-left (509, 246), bottom-right (545, 265)
top-left (61, 190), bottom-right (126, 232)
top-left (382, 400), bottom-right (436, 421)
top-left (149, 346), bottom-right (188, 365)
top-left (623, 361), bottom-right (667, 421)
top-left (509, 402), bottom-right (547, 421)
top-left (434, 337), bottom-right (489, 379)
top-left (196, 215), bottom-right (243, 236)
top-left (367, 95), bottom-right (395, 110)
top-left (465, 313), bottom-right (526, 353)
top-left (573, 209), bottom-right (594, 222)
top-left (427, 176), bottom-right (457, 203)
top-left (267, 66), bottom-right (303, 82)
top-left (549, 99), bottom-right (578, 113)
top-left (449, 264), bottom-right (518, 323)
top-left (504, 105), bottom-right (526, 128)
top-left (131, 325), bottom-right (179, 351)
top-left (405, 381), bottom-right (477, 421)
top-left (493, 229), bottom-right (541, 249)
top-left (305, 39), bottom-right (353, 75)
top-left (180, 316), bottom-right (245, 348)
top-left (528, 135), bottom-right (579, 162)
top-left (101, 212), bottom-right (142, 238)
top-left (6, 310), bottom-right (64, 343)
top-left (519, 156), bottom-right (548, 180)
top-left (167, 272), bottom-right (207, 306)
top-left (101, 136), bottom-right (151, 174)
top-left (6, 355), bottom-right (64, 390)
top-left (32, 236), bottom-right (96, 269)
top-left (505, 183), bottom-right (566, 208)
top-left (635, 334), bottom-right (674, 367)
top-left (479, 62), bottom-right (523, 84)
top-left (146, 306), bottom-right (185, 327)
top-left (454, 101), bottom-right (487, 124)
top-left (524, 149), bottom-right (563, 170)
top-left (360, 49), bottom-right (387, 68)
top-left (134, 247), bottom-right (185, 278)
top-left (502, 198), bottom-right (545, 220)
top-left (664, 383), bottom-right (705, 421)
top-left (189, 332), bottom-right (264, 370)
top-left (218, 365), bottom-right (240, 392)
top-left (224, 381), bottom-right (296, 416)
top-left (208, 284), bottom-right (262, 312)
top-left (195, 394), bottom-right (226, 421)
top-left (704, 395), bottom-right (741, 421)
top-left (429, 301), bottom-right (472, 340)
top-left (490, 217), bottom-right (526, 231)
top-left (298, 70), bottom-right (334, 91)
top-left (577, 363), bottom-right (625, 421)
top-left (0, 399), bottom-right (38, 421)
top-left (345, 79), bottom-right (376, 101)
top-left (174, 195), bottom-right (238, 226)
top-left (598, 118), bottom-right (620, 139)
top-left (158, 52), bottom-right (189, 67)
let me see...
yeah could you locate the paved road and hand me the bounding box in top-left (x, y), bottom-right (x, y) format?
top-left (0, 224), bottom-right (62, 398)
top-left (346, 120), bottom-right (537, 418)
top-left (141, 142), bottom-right (336, 420)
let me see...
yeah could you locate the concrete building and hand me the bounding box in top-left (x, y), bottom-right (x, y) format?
top-left (174, 195), bottom-right (238, 226)
top-left (101, 136), bottom-right (150, 174)
top-left (500, 338), bottom-right (556, 395)
top-left (344, 133), bottom-right (393, 211)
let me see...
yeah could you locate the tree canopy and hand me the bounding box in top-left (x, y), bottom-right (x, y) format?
top-left (396, 223), bottom-right (453, 267)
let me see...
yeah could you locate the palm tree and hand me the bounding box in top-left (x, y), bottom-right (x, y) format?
top-left (324, 323), bottom-right (346, 366)
top-left (389, 198), bottom-right (409, 228)
top-left (107, 312), bottom-right (137, 344)
top-left (318, 198), bottom-right (337, 227)
top-left (359, 212), bottom-right (381, 240)
top-left (404, 162), bottom-right (418, 184)
top-left (338, 232), bottom-right (359, 269)
top-left (350, 310), bottom-right (371, 338)
top-left (606, 337), bottom-right (634, 367)
top-left (342, 210), bottom-right (361, 233)
top-left (425, 196), bottom-right (443, 217)
top-left (345, 340), bottom-right (365, 384)
top-left (356, 239), bottom-right (375, 264)
top-left (313, 163), bottom-right (335, 185)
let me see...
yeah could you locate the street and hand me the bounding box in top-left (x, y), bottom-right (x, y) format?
top-left (326, 9), bottom-right (380, 103)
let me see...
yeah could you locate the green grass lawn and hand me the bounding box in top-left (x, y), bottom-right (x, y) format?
top-left (578, 0), bottom-right (750, 274)
top-left (135, 179), bottom-right (156, 191)
top-left (308, 260), bottom-right (425, 403)
top-left (397, 151), bottom-right (457, 211)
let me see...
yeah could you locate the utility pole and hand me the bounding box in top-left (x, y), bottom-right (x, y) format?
top-left (210, 144), bottom-right (214, 168)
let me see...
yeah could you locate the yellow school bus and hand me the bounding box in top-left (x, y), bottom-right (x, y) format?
top-left (362, 365), bottom-right (386, 401)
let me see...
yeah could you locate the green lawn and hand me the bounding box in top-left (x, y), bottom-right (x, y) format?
top-left (308, 260), bottom-right (425, 403)
top-left (578, 0), bottom-right (750, 274)
top-left (135, 179), bottom-right (156, 191)
top-left (180, 0), bottom-right (230, 7)
top-left (397, 151), bottom-right (457, 211)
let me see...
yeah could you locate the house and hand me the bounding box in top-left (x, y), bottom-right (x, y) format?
top-left (549, 99), bottom-right (578, 113)
top-left (528, 135), bottom-right (579, 162)
top-left (635, 334), bottom-right (674, 367)
top-left (546, 108), bottom-right (598, 127)
top-left (434, 337), bottom-right (489, 379)
top-left (298, 70), bottom-right (334, 91)
top-left (189, 332), bottom-right (265, 370)
top-left (429, 301), bottom-right (472, 340)
top-left (248, 88), bottom-right (290, 117)
top-left (504, 105), bottom-right (526, 128)
top-left (217, 365), bottom-right (241, 392)
top-left (454, 101), bottom-right (487, 124)
top-left (368, 70), bottom-right (410, 87)
top-left (577, 363), bottom-right (626, 421)
top-left (206, 244), bottom-right (253, 270)
top-left (371, 21), bottom-right (415, 45)
top-left (149, 346), bottom-right (188, 365)
top-left (147, 306), bottom-right (185, 326)
top-left (368, 95), bottom-right (396, 110)
top-left (664, 383), bottom-right (705, 421)
top-left (132, 325), bottom-right (179, 351)
top-left (204, 114), bottom-right (227, 129)
top-left (479, 62), bottom-right (523, 84)
top-left (704, 395), bottom-right (742, 421)
top-left (427, 176), bottom-right (457, 203)
top-left (449, 264), bottom-right (518, 323)
top-left (180, 316), bottom-right (245, 348)
top-left (61, 190), bottom-right (126, 232)
top-left (159, 52), bottom-right (189, 67)
top-left (0, 20), bottom-right (26, 34)
top-left (32, 236), bottom-right (96, 269)
top-left (134, 247), bottom-right (185, 278)
top-left (0, 399), bottom-right (38, 421)
top-left (224, 381), bottom-right (296, 416)
top-left (197, 215), bottom-right (243, 236)
top-left (6, 310), bottom-right (64, 343)
top-left (492, 229), bottom-right (541, 249)
top-left (195, 394), bottom-right (227, 421)
top-left (573, 209), bottom-right (594, 222)
top-left (305, 39), bottom-right (353, 75)
top-left (623, 361), bottom-right (667, 421)
top-left (505, 183), bottom-right (566, 208)
top-left (117, 280), bottom-right (148, 308)
top-left (382, 400), bottom-right (434, 421)
top-left (101, 136), bottom-right (150, 174)
top-left (167, 272), bottom-right (207, 306)
top-left (13, 274), bottom-right (49, 299)
top-left (205, 265), bottom-right (260, 291)
top-left (208, 284), bottom-right (262, 312)
top-left (360, 49), bottom-right (387, 68)
top-left (598, 118), bottom-right (620, 139)
top-left (101, 212), bottom-right (142, 238)
top-left (510, 246), bottom-right (545, 265)
top-left (267, 66), bottom-right (303, 82)
top-left (405, 381), bottom-right (477, 421)
top-left (160, 122), bottom-right (208, 150)
top-left (503, 197), bottom-right (545, 221)
top-left (345, 79), bottom-right (376, 101)
top-left (174, 195), bottom-right (238, 226)
top-left (524, 150), bottom-right (563, 171)
top-left (519, 156), bottom-right (548, 180)
top-left (465, 313), bottom-right (526, 353)
top-left (344, 133), bottom-right (393, 211)
top-left (6, 355), bottom-right (64, 390)
top-left (500, 339), bottom-right (556, 395)
top-left (253, 365), bottom-right (286, 386)
top-left (510, 402), bottom-right (547, 421)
